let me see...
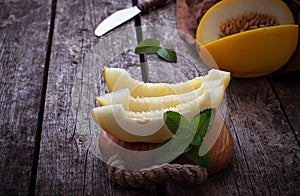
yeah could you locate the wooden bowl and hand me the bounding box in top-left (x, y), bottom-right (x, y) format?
top-left (98, 115), bottom-right (234, 174)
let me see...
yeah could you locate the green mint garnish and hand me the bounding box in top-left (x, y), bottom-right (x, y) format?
top-left (135, 38), bottom-right (177, 62)
top-left (134, 38), bottom-right (161, 54)
top-left (163, 108), bottom-right (216, 168)
top-left (188, 144), bottom-right (211, 168)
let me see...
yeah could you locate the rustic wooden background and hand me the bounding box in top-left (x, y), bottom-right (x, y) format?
top-left (1, 0), bottom-right (299, 195)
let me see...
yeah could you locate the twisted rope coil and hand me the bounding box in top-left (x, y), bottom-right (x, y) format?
top-left (107, 155), bottom-right (208, 188)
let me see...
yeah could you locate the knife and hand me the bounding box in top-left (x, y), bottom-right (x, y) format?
top-left (95, 0), bottom-right (167, 37)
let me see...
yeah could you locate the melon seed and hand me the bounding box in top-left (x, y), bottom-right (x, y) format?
top-left (219, 12), bottom-right (279, 38)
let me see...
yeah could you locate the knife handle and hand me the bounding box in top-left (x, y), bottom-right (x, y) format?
top-left (138, 0), bottom-right (167, 14)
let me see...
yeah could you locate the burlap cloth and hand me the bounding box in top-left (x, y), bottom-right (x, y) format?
top-left (176, 0), bottom-right (300, 73)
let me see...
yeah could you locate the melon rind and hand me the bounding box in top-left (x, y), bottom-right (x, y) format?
top-left (199, 25), bottom-right (298, 77)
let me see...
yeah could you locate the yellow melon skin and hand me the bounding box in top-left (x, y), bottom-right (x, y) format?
top-left (197, 25), bottom-right (298, 77)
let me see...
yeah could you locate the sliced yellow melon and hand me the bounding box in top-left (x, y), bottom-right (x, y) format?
top-left (196, 0), bottom-right (298, 77)
top-left (92, 86), bottom-right (226, 143)
top-left (97, 69), bottom-right (230, 112)
top-left (96, 81), bottom-right (218, 112)
top-left (104, 67), bottom-right (204, 97)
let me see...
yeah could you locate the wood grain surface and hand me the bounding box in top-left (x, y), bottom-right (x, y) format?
top-left (0, 0), bottom-right (52, 194)
top-left (0, 0), bottom-right (299, 195)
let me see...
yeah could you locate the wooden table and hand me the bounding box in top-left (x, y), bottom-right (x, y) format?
top-left (1, 0), bottom-right (299, 195)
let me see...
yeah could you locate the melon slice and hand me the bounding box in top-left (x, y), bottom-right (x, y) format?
top-left (104, 67), bottom-right (204, 97)
top-left (196, 0), bottom-right (298, 77)
top-left (97, 69), bottom-right (230, 112)
top-left (92, 86), bottom-right (226, 143)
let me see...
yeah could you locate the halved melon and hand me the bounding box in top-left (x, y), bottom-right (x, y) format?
top-left (97, 69), bottom-right (230, 112)
top-left (104, 67), bottom-right (204, 97)
top-left (196, 0), bottom-right (298, 77)
top-left (92, 86), bottom-right (226, 143)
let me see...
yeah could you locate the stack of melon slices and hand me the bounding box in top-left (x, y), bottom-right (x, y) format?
top-left (92, 67), bottom-right (231, 143)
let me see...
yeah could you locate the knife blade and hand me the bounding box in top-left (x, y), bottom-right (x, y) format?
top-left (95, 0), bottom-right (167, 37)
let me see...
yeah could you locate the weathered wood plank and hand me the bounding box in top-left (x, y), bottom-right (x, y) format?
top-left (0, 0), bottom-right (52, 194)
top-left (269, 73), bottom-right (300, 144)
top-left (226, 78), bottom-right (300, 195)
top-left (35, 0), bottom-right (157, 195)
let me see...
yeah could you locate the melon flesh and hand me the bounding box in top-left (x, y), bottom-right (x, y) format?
top-left (104, 67), bottom-right (204, 97)
top-left (92, 86), bottom-right (226, 143)
top-left (97, 69), bottom-right (230, 112)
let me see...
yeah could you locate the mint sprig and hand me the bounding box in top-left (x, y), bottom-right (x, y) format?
top-left (135, 38), bottom-right (177, 62)
top-left (163, 109), bottom-right (216, 168)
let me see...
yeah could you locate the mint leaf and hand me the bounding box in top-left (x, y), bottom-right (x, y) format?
top-left (135, 38), bottom-right (161, 54)
top-left (187, 145), bottom-right (211, 168)
top-left (163, 111), bottom-right (189, 135)
top-left (136, 38), bottom-right (160, 47)
top-left (157, 47), bottom-right (177, 62)
top-left (162, 111), bottom-right (195, 162)
top-left (134, 38), bottom-right (177, 63)
top-left (163, 109), bottom-right (215, 168)
top-left (190, 109), bottom-right (215, 145)
top-left (135, 46), bottom-right (161, 54)
top-left (191, 135), bottom-right (202, 146)
top-left (192, 108), bottom-right (216, 138)
top-left (183, 145), bottom-right (193, 153)
top-left (199, 152), bottom-right (211, 168)
top-left (164, 42), bottom-right (175, 50)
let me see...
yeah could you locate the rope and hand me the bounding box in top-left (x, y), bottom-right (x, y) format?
top-left (107, 155), bottom-right (208, 188)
